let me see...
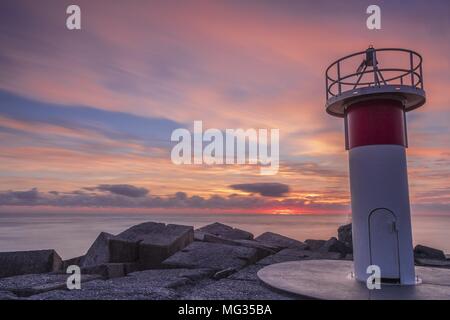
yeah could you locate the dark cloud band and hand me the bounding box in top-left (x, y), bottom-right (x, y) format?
top-left (229, 183), bottom-right (290, 197)
top-left (0, 185), bottom-right (349, 213)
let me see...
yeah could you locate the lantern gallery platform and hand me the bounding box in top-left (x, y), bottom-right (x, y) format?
top-left (257, 260), bottom-right (450, 300)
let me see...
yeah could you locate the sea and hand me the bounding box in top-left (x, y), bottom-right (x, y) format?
top-left (0, 212), bottom-right (448, 259)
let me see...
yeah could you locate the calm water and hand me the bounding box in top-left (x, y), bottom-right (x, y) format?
top-left (0, 213), bottom-right (448, 259)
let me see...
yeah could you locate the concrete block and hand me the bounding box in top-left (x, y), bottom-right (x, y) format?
top-left (257, 248), bottom-right (342, 265)
top-left (114, 222), bottom-right (194, 268)
top-left (82, 263), bottom-right (126, 279)
top-left (255, 232), bottom-right (308, 251)
top-left (81, 232), bottom-right (115, 268)
top-left (197, 232), bottom-right (276, 260)
top-left (196, 222), bottom-right (253, 240)
top-left (304, 239), bottom-right (326, 251)
top-left (414, 245), bottom-right (446, 260)
top-left (0, 250), bottom-right (62, 278)
top-left (320, 237), bottom-right (352, 257)
top-left (162, 242), bottom-right (258, 271)
top-left (62, 255), bottom-right (85, 270)
top-left (337, 223), bottom-right (352, 246)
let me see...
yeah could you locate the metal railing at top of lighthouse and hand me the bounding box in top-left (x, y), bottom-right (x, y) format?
top-left (325, 47), bottom-right (424, 101)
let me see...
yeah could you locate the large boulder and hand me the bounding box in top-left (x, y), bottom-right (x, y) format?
top-left (320, 237), bottom-right (351, 257)
top-left (257, 248), bottom-right (342, 266)
top-left (162, 242), bottom-right (258, 271)
top-left (304, 239), bottom-right (326, 251)
top-left (82, 263), bottom-right (127, 279)
top-left (414, 245), bottom-right (446, 260)
top-left (113, 222), bottom-right (194, 269)
top-left (196, 222), bottom-right (253, 240)
top-left (0, 250), bottom-right (62, 278)
top-left (232, 239), bottom-right (277, 259)
top-left (81, 232), bottom-right (120, 268)
top-left (62, 255), bottom-right (85, 270)
top-left (337, 223), bottom-right (352, 246)
top-left (254, 232), bottom-right (308, 251)
top-left (196, 232), bottom-right (276, 260)
top-left (81, 222), bottom-right (194, 270)
top-left (415, 258), bottom-right (450, 269)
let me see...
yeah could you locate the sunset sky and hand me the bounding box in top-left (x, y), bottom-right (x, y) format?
top-left (0, 0), bottom-right (449, 215)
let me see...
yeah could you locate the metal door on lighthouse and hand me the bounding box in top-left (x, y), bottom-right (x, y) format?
top-left (369, 208), bottom-right (400, 282)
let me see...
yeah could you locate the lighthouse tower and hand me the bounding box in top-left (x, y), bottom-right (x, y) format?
top-left (325, 47), bottom-right (426, 285)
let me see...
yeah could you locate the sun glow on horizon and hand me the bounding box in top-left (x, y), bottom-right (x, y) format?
top-left (272, 208), bottom-right (302, 215)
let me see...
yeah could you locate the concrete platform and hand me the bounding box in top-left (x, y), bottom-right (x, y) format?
top-left (257, 260), bottom-right (450, 300)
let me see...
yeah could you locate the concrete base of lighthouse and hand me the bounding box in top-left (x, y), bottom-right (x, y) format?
top-left (257, 260), bottom-right (450, 300)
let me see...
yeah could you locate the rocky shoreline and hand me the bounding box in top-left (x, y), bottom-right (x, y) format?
top-left (0, 221), bottom-right (448, 300)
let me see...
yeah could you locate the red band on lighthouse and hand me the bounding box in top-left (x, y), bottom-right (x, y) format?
top-left (346, 99), bottom-right (406, 149)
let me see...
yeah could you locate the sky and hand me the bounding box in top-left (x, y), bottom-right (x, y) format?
top-left (0, 0), bottom-right (449, 215)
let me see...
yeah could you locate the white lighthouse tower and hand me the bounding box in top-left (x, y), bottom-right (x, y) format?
top-left (259, 46), bottom-right (449, 298)
top-left (325, 47), bottom-right (426, 285)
